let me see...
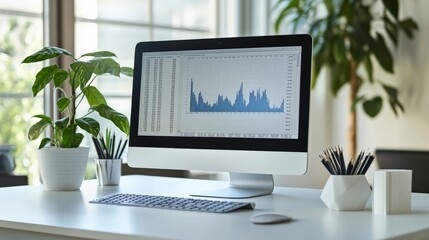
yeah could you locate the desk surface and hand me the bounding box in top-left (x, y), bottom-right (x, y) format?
top-left (1, 175), bottom-right (429, 240)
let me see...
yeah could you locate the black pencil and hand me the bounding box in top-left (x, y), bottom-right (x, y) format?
top-left (351, 151), bottom-right (363, 175)
top-left (359, 155), bottom-right (374, 175)
top-left (320, 147), bottom-right (374, 175)
top-left (325, 149), bottom-right (340, 175)
top-left (328, 149), bottom-right (339, 174)
top-left (118, 139), bottom-right (128, 159)
top-left (321, 159), bottom-right (334, 174)
top-left (356, 153), bottom-right (369, 174)
top-left (336, 147), bottom-right (346, 175)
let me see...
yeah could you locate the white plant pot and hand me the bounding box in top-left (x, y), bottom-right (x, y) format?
top-left (39, 147), bottom-right (89, 191)
top-left (320, 175), bottom-right (371, 211)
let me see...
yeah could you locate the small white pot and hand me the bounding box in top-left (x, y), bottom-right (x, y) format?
top-left (321, 175), bottom-right (371, 211)
top-left (39, 147), bottom-right (89, 191)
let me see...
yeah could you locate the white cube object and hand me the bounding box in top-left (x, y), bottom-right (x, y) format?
top-left (321, 175), bottom-right (371, 211)
top-left (373, 169), bottom-right (412, 215)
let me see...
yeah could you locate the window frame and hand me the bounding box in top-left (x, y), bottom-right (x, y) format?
top-left (44, 0), bottom-right (273, 140)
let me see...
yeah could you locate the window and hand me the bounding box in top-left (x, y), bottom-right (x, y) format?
top-left (1, 0), bottom-right (272, 183)
top-left (74, 0), bottom-right (218, 154)
top-left (0, 0), bottom-right (44, 183)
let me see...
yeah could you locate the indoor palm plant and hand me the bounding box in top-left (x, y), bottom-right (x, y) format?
top-left (22, 47), bottom-right (132, 190)
top-left (274, 0), bottom-right (418, 158)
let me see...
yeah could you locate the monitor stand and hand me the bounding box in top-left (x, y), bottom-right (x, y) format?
top-left (190, 173), bottom-right (274, 199)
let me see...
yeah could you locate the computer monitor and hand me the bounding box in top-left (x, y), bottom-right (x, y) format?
top-left (128, 34), bottom-right (312, 199)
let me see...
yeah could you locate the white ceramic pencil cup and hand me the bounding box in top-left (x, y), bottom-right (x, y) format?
top-left (321, 175), bottom-right (371, 211)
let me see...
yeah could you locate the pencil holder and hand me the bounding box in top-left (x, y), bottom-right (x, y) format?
top-left (95, 158), bottom-right (122, 186)
top-left (321, 175), bottom-right (371, 211)
top-left (92, 128), bottom-right (128, 186)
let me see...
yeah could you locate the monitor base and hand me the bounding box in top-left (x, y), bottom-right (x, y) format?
top-left (190, 173), bottom-right (274, 199)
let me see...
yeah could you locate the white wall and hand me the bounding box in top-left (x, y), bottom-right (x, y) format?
top-left (277, 1), bottom-right (429, 189)
top-left (359, 1), bottom-right (429, 151)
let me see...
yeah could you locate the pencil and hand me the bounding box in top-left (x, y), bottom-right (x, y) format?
top-left (359, 155), bottom-right (374, 175)
top-left (320, 147), bottom-right (374, 175)
top-left (321, 159), bottom-right (334, 174)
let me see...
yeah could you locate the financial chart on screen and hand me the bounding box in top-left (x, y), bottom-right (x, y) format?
top-left (138, 46), bottom-right (302, 139)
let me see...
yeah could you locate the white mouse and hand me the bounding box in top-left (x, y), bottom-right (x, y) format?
top-left (249, 212), bottom-right (292, 224)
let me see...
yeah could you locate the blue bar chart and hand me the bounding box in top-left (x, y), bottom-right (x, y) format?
top-left (190, 80), bottom-right (284, 113)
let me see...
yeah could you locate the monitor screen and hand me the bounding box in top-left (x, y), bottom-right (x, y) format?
top-left (128, 35), bottom-right (312, 198)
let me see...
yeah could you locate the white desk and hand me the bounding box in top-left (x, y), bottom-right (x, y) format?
top-left (1, 175), bottom-right (429, 240)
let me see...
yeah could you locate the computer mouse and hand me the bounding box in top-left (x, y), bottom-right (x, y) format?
top-left (249, 212), bottom-right (292, 224)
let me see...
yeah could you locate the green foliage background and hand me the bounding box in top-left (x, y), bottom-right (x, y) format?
top-left (274, 0), bottom-right (418, 117)
top-left (0, 18), bottom-right (43, 183)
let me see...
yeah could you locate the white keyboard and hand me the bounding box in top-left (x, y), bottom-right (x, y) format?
top-left (90, 193), bottom-right (256, 213)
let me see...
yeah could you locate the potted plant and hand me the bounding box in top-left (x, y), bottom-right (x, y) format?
top-left (22, 47), bottom-right (132, 190)
top-left (274, 0), bottom-right (418, 158)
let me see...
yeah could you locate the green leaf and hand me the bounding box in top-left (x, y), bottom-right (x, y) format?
top-left (53, 69), bottom-right (68, 87)
top-left (74, 133), bottom-right (84, 147)
top-left (28, 119), bottom-right (51, 140)
top-left (340, 0), bottom-right (353, 22)
top-left (363, 54), bottom-right (373, 83)
top-left (399, 18), bottom-right (419, 30)
top-left (274, 0), bottom-right (299, 33)
top-left (120, 67), bottom-right (134, 77)
top-left (330, 60), bottom-right (350, 96)
top-left (61, 124), bottom-right (82, 148)
top-left (39, 138), bottom-right (52, 149)
top-left (349, 30), bottom-right (367, 62)
top-left (81, 51), bottom-right (117, 58)
top-left (309, 19), bottom-right (326, 37)
top-left (384, 16), bottom-right (398, 46)
top-left (91, 104), bottom-right (130, 135)
top-left (363, 96), bottom-right (383, 118)
top-left (311, 61), bottom-right (322, 89)
top-left (291, 14), bottom-right (304, 33)
top-left (382, 0), bottom-right (399, 19)
top-left (71, 61), bottom-right (94, 88)
top-left (399, 18), bottom-right (419, 38)
top-left (57, 97), bottom-right (71, 113)
top-left (55, 117), bottom-right (69, 129)
top-left (22, 46), bottom-right (74, 63)
top-left (333, 37), bottom-right (346, 62)
top-left (76, 117), bottom-right (100, 136)
top-left (352, 21), bottom-right (372, 45)
top-left (311, 41), bottom-right (325, 89)
top-left (53, 125), bottom-right (63, 145)
top-left (32, 65), bottom-right (59, 96)
top-left (92, 58), bottom-right (120, 76)
top-left (372, 33), bottom-right (394, 73)
top-left (33, 114), bottom-right (52, 123)
top-left (382, 84), bottom-right (404, 116)
top-left (83, 86), bottom-right (107, 106)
